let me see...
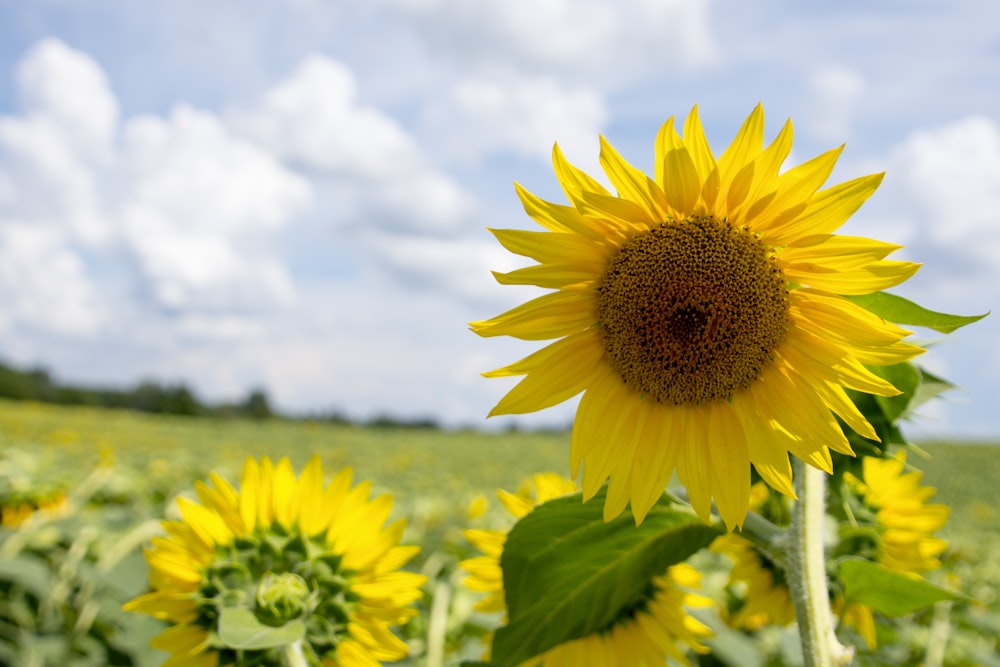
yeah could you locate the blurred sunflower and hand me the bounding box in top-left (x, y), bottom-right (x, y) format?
top-left (460, 473), bottom-right (712, 666)
top-left (711, 484), bottom-right (795, 631)
top-left (472, 104), bottom-right (923, 530)
top-left (839, 450), bottom-right (950, 646)
top-left (124, 455), bottom-right (427, 667)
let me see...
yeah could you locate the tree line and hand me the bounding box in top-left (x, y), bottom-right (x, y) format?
top-left (0, 359), bottom-right (441, 428)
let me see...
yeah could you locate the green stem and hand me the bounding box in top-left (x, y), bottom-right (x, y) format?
top-left (281, 640), bottom-right (310, 667)
top-left (786, 460), bottom-right (853, 667)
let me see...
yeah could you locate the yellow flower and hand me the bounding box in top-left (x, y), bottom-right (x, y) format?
top-left (839, 450), bottom-right (950, 647)
top-left (472, 104), bottom-right (923, 530)
top-left (460, 473), bottom-right (712, 666)
top-left (711, 483), bottom-right (795, 631)
top-left (124, 455), bottom-right (427, 667)
top-left (849, 451), bottom-right (950, 574)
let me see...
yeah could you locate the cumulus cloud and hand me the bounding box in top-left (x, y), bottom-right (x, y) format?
top-left (0, 222), bottom-right (105, 336)
top-left (808, 64), bottom-right (866, 142)
top-left (426, 73), bottom-right (607, 166)
top-left (0, 39), bottom-right (313, 341)
top-left (380, 0), bottom-right (719, 84)
top-left (890, 116), bottom-right (1000, 247)
top-left (118, 105), bottom-right (310, 310)
top-left (231, 54), bottom-right (475, 236)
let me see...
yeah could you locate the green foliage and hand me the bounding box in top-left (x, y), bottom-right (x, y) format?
top-left (838, 558), bottom-right (961, 617)
top-left (0, 401), bottom-right (998, 666)
top-left (494, 490), bottom-right (718, 664)
top-left (218, 608), bottom-right (306, 650)
top-left (847, 292), bottom-right (987, 334)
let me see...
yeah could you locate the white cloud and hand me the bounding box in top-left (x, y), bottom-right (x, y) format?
top-left (0, 39), bottom-right (313, 337)
top-left (0, 222), bottom-right (105, 335)
top-left (381, 0), bottom-right (719, 85)
top-left (808, 64), bottom-right (865, 142)
top-left (14, 38), bottom-right (119, 160)
top-left (363, 233), bottom-right (533, 305)
top-left (235, 55), bottom-right (422, 175)
top-left (231, 54), bottom-right (476, 235)
top-left (890, 115), bottom-right (1000, 251)
top-left (118, 105), bottom-right (310, 310)
top-left (427, 73), bottom-right (607, 165)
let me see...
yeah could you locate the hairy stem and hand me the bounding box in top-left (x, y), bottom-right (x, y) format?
top-left (282, 640), bottom-right (310, 667)
top-left (786, 460), bottom-right (853, 667)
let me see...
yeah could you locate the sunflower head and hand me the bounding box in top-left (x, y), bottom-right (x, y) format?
top-left (846, 450), bottom-right (950, 574)
top-left (473, 104), bottom-right (923, 530)
top-left (124, 455), bottom-right (427, 667)
top-left (459, 473), bottom-right (712, 666)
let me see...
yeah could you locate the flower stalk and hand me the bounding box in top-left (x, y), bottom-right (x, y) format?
top-left (786, 460), bottom-right (853, 667)
top-left (282, 640), bottom-right (309, 667)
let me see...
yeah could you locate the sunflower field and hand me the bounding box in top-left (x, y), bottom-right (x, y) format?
top-left (3, 108), bottom-right (999, 667)
top-left (0, 398), bottom-right (998, 667)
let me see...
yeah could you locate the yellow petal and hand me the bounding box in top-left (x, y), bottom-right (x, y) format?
top-left (470, 289), bottom-right (596, 340)
top-left (600, 134), bottom-right (669, 220)
top-left (486, 330), bottom-right (605, 416)
top-left (239, 457), bottom-right (260, 534)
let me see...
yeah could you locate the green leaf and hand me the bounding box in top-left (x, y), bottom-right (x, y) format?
top-left (0, 553), bottom-right (55, 599)
top-left (870, 362), bottom-right (921, 423)
top-left (493, 489), bottom-right (718, 665)
top-left (838, 558), bottom-right (961, 616)
top-left (908, 366), bottom-right (956, 413)
top-left (847, 292), bottom-right (986, 334)
top-left (217, 607), bottom-right (305, 650)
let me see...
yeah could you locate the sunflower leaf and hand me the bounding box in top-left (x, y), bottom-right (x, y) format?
top-left (493, 490), bottom-right (718, 665)
top-left (847, 292), bottom-right (987, 334)
top-left (838, 558), bottom-right (961, 616)
top-left (217, 607), bottom-right (305, 650)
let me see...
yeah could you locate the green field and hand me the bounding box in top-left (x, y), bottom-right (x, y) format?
top-left (2, 399), bottom-right (998, 666)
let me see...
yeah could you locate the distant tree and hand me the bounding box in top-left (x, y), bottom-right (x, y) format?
top-left (162, 385), bottom-right (202, 416)
top-left (243, 389), bottom-right (273, 420)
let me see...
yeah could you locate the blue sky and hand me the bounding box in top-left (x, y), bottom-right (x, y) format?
top-left (0, 1), bottom-right (997, 438)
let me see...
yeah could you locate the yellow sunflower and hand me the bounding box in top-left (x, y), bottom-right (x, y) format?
top-left (460, 473), bottom-right (712, 666)
top-left (839, 450), bottom-right (950, 647)
top-left (124, 455), bottom-right (427, 667)
top-left (710, 484), bottom-right (795, 631)
top-left (472, 104), bottom-right (923, 530)
top-left (847, 450), bottom-right (950, 574)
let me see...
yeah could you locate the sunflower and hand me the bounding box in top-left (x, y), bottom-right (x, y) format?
top-left (124, 455), bottom-right (427, 667)
top-left (847, 451), bottom-right (949, 574)
top-left (460, 473), bottom-right (712, 666)
top-left (472, 104), bottom-right (923, 530)
top-left (710, 484), bottom-right (796, 631)
top-left (838, 450), bottom-right (950, 647)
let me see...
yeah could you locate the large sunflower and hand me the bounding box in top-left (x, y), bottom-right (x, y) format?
top-left (472, 105), bottom-right (923, 529)
top-left (460, 473), bottom-right (712, 666)
top-left (124, 455), bottom-right (427, 667)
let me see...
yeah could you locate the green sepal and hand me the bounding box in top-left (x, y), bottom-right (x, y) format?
top-left (838, 558), bottom-right (961, 617)
top-left (492, 489), bottom-right (718, 665)
top-left (217, 607), bottom-right (305, 650)
top-left (847, 292), bottom-right (986, 333)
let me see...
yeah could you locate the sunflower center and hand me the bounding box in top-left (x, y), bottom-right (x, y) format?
top-left (597, 215), bottom-right (789, 405)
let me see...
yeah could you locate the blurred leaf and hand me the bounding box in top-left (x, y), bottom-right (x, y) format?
top-left (217, 607), bottom-right (305, 650)
top-left (838, 558), bottom-right (960, 616)
top-left (493, 489), bottom-right (718, 665)
top-left (0, 553), bottom-right (55, 599)
top-left (848, 292), bottom-right (986, 334)
top-left (870, 362), bottom-right (921, 423)
top-left (908, 366), bottom-right (956, 414)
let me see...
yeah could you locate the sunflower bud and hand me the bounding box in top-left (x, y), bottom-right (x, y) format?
top-left (254, 572), bottom-right (311, 625)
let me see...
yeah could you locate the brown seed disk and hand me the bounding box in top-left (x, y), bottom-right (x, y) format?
top-left (597, 215), bottom-right (789, 405)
